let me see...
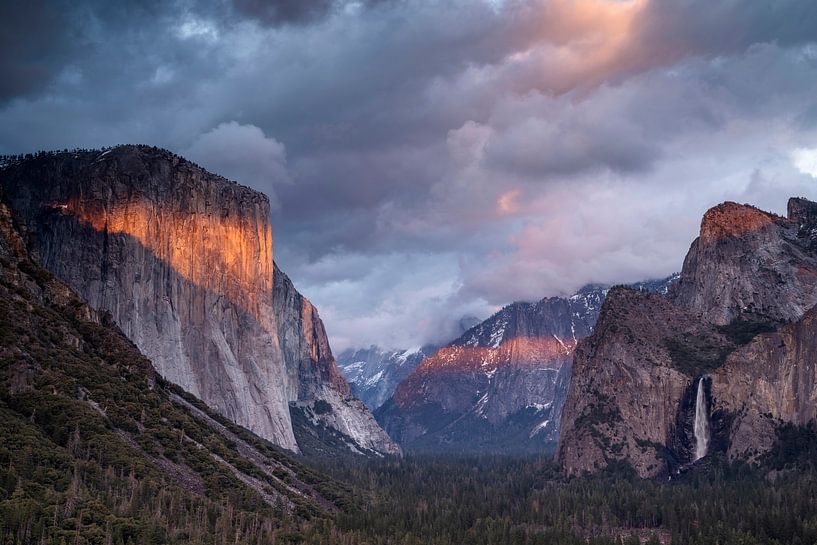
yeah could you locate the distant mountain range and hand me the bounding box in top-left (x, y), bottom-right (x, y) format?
top-left (6, 145), bottom-right (817, 483)
top-left (337, 345), bottom-right (438, 411)
top-left (367, 276), bottom-right (678, 454)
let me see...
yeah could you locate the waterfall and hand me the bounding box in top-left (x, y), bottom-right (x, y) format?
top-left (693, 377), bottom-right (710, 461)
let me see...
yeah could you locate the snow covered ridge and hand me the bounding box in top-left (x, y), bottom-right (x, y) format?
top-left (337, 345), bottom-right (437, 411)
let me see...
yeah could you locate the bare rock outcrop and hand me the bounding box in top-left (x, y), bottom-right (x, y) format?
top-left (558, 288), bottom-right (732, 477)
top-left (671, 201), bottom-right (817, 326)
top-left (274, 264), bottom-right (400, 455)
top-left (559, 197), bottom-right (817, 477)
top-left (712, 304), bottom-right (817, 461)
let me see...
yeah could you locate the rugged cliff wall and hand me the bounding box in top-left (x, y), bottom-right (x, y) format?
top-left (558, 197), bottom-right (817, 477)
top-left (671, 201), bottom-right (817, 326)
top-left (0, 145), bottom-right (396, 456)
top-left (712, 304), bottom-right (817, 461)
top-left (274, 264), bottom-right (400, 455)
top-left (558, 288), bottom-right (734, 477)
top-left (1, 146), bottom-right (296, 450)
top-left (0, 188), bottom-right (343, 531)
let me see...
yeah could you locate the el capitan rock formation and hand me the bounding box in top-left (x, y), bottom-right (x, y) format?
top-left (0, 145), bottom-right (397, 456)
top-left (0, 186), bottom-right (342, 522)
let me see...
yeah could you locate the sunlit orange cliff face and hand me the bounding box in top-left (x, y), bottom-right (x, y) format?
top-left (60, 193), bottom-right (274, 322)
top-left (393, 335), bottom-right (574, 406)
top-left (0, 146), bottom-right (402, 456)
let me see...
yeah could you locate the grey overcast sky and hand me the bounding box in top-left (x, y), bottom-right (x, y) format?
top-left (2, 0), bottom-right (817, 350)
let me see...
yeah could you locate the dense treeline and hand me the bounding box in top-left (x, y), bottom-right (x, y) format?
top-left (306, 454), bottom-right (815, 544)
top-left (298, 426), bottom-right (817, 545)
top-left (0, 146), bottom-right (246, 188)
top-left (4, 281), bottom-right (817, 545)
top-left (5, 337), bottom-right (817, 545)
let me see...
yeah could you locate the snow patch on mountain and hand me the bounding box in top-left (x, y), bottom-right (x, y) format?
top-left (337, 344), bottom-right (437, 411)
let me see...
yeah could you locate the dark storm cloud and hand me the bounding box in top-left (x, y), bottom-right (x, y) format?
top-left (1, 0), bottom-right (817, 349)
top-left (0, 1), bottom-right (86, 102)
top-left (636, 0), bottom-right (817, 54)
top-left (233, 0), bottom-right (335, 25)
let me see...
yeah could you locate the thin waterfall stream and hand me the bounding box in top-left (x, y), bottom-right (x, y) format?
top-left (693, 376), bottom-right (710, 461)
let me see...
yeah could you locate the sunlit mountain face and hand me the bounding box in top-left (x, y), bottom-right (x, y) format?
top-left (57, 194), bottom-right (274, 319)
top-left (0, 147), bottom-right (401, 458)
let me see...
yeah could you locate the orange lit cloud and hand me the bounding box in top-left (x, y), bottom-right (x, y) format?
top-left (496, 188), bottom-right (522, 215)
top-left (490, 0), bottom-right (693, 96)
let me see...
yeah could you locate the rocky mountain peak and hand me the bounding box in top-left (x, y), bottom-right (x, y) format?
top-left (787, 196), bottom-right (817, 225)
top-left (789, 197), bottom-right (817, 251)
top-left (698, 201), bottom-right (778, 245)
top-left (337, 345), bottom-right (436, 411)
top-left (672, 197), bottom-right (817, 326)
top-left (559, 195), bottom-right (817, 477)
top-left (377, 277), bottom-right (676, 453)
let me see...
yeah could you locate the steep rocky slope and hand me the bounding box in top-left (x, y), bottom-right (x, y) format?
top-left (377, 281), bottom-right (675, 453)
top-left (711, 303), bottom-right (817, 461)
top-left (558, 288), bottom-right (735, 477)
top-left (558, 197), bottom-right (817, 477)
top-left (274, 264), bottom-right (400, 456)
top-left (671, 199), bottom-right (817, 325)
top-left (0, 189), bottom-right (346, 542)
top-left (0, 146), bottom-right (396, 457)
top-left (337, 345), bottom-right (436, 410)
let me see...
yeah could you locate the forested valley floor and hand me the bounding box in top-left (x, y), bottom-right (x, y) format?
top-left (298, 424), bottom-right (817, 545)
top-left (4, 417), bottom-right (817, 545)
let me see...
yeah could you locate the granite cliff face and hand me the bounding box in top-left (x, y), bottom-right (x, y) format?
top-left (558, 197), bottom-right (817, 477)
top-left (274, 264), bottom-right (400, 455)
top-left (711, 303), bottom-right (817, 461)
top-left (671, 200), bottom-right (817, 326)
top-left (558, 288), bottom-right (734, 477)
top-left (0, 189), bottom-right (343, 531)
top-left (0, 146), bottom-right (396, 456)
